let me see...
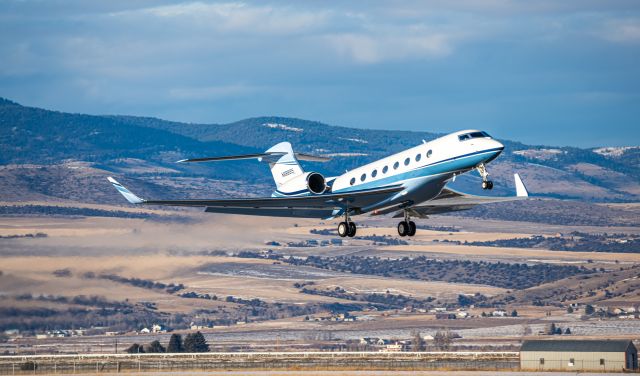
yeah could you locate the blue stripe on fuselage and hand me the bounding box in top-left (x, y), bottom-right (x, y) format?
top-left (272, 147), bottom-right (502, 197)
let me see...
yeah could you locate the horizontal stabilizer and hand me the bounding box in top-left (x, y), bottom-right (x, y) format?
top-left (177, 152), bottom-right (330, 164)
top-left (294, 153), bottom-right (331, 162)
top-left (107, 177), bottom-right (145, 204)
top-left (177, 153), bottom-right (284, 163)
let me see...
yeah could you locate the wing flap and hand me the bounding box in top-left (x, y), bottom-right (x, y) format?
top-left (204, 207), bottom-right (335, 218)
top-left (143, 185), bottom-right (404, 208)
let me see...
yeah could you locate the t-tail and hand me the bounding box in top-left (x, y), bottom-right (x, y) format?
top-left (176, 142), bottom-right (331, 196)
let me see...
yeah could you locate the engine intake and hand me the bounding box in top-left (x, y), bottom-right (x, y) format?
top-left (306, 172), bottom-right (326, 194)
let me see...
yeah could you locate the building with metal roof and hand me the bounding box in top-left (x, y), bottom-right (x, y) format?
top-left (520, 340), bottom-right (637, 372)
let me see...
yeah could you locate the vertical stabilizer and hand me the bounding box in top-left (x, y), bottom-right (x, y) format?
top-left (264, 142), bottom-right (305, 188)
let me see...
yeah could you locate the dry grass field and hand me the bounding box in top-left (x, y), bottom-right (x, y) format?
top-left (1, 201), bottom-right (639, 354)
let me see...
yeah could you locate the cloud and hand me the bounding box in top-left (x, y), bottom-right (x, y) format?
top-left (168, 83), bottom-right (262, 100)
top-left (599, 18), bottom-right (640, 43)
top-left (114, 2), bottom-right (330, 35)
top-left (323, 32), bottom-right (452, 64)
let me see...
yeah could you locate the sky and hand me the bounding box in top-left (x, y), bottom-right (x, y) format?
top-left (0, 1), bottom-right (639, 147)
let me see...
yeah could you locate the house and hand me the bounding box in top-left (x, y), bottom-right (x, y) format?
top-left (493, 310), bottom-right (507, 317)
top-left (139, 327), bottom-right (150, 334)
top-left (521, 340), bottom-right (638, 372)
top-left (359, 337), bottom-right (379, 345)
top-left (380, 342), bottom-right (408, 352)
top-left (151, 324), bottom-right (164, 333)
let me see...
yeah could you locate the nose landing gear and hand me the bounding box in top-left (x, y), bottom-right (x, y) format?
top-left (397, 210), bottom-right (416, 237)
top-left (477, 163), bottom-right (493, 190)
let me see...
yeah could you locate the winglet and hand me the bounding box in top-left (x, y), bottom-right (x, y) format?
top-left (107, 177), bottom-right (145, 204)
top-left (514, 173), bottom-right (529, 197)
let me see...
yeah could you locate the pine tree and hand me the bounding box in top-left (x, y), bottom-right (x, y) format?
top-left (567, 306), bottom-right (574, 313)
top-left (184, 331), bottom-right (209, 352)
top-left (126, 343), bottom-right (144, 353)
top-left (146, 340), bottom-right (165, 353)
top-left (585, 304), bottom-right (595, 315)
top-left (167, 334), bottom-right (184, 353)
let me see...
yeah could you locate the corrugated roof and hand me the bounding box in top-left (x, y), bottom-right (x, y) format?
top-left (521, 340), bottom-right (635, 353)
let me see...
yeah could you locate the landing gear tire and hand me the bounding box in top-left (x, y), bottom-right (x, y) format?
top-left (398, 221), bottom-right (409, 237)
top-left (407, 221), bottom-right (417, 236)
top-left (338, 222), bottom-right (349, 237)
top-left (347, 222), bottom-right (357, 237)
top-left (482, 180), bottom-right (493, 190)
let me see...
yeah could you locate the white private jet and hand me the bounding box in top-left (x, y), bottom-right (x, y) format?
top-left (108, 129), bottom-right (528, 237)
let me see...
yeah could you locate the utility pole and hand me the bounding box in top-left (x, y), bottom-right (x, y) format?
top-left (115, 339), bottom-right (118, 354)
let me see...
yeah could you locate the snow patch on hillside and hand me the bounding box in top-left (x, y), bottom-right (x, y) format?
top-left (593, 146), bottom-right (639, 158)
top-left (513, 149), bottom-right (565, 161)
top-left (325, 152), bottom-right (368, 157)
top-left (339, 137), bottom-right (368, 144)
top-left (262, 123), bottom-right (303, 132)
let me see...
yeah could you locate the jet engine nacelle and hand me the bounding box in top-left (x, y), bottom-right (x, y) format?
top-left (279, 172), bottom-right (327, 195)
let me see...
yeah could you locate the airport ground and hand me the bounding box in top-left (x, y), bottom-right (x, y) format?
top-left (1, 200), bottom-right (639, 360)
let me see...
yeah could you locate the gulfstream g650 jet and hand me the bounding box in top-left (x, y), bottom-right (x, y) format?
top-left (108, 130), bottom-right (528, 237)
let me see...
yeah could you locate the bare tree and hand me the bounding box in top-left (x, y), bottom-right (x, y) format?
top-left (433, 330), bottom-right (453, 351)
top-left (411, 330), bottom-right (425, 351)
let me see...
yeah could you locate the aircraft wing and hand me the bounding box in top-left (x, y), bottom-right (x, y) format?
top-left (384, 173), bottom-right (529, 218)
top-left (108, 177), bottom-right (403, 218)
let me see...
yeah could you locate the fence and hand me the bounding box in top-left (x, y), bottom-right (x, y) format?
top-left (0, 352), bottom-right (519, 374)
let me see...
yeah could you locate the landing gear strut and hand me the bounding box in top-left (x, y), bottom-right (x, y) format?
top-left (337, 210), bottom-right (356, 238)
top-left (477, 163), bottom-right (493, 190)
top-left (397, 210), bottom-right (416, 237)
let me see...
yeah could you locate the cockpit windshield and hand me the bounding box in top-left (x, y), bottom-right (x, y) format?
top-left (458, 131), bottom-right (491, 141)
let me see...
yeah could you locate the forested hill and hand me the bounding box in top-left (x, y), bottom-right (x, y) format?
top-left (0, 97), bottom-right (638, 202)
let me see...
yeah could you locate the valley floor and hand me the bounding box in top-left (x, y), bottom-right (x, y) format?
top-left (1, 202), bottom-right (639, 355)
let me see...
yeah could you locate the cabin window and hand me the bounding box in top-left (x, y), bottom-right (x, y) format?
top-left (350, 177), bottom-right (355, 186)
top-left (372, 169), bottom-right (378, 178)
top-left (600, 359), bottom-right (605, 365)
top-left (382, 166), bottom-right (388, 174)
top-left (404, 157), bottom-right (410, 166)
top-left (360, 173), bottom-right (366, 182)
top-left (393, 161), bottom-right (399, 170)
top-left (415, 154), bottom-right (421, 162)
top-left (539, 358), bottom-right (544, 365)
top-left (427, 149), bottom-right (432, 158)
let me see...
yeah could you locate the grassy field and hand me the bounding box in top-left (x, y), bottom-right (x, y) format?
top-left (1, 202), bottom-right (639, 354)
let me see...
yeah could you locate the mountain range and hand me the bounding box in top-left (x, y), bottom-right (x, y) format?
top-left (1, 97), bottom-right (638, 203)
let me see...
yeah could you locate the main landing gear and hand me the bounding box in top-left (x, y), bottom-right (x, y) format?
top-left (397, 210), bottom-right (416, 237)
top-left (477, 163), bottom-right (493, 190)
top-left (337, 211), bottom-right (356, 238)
